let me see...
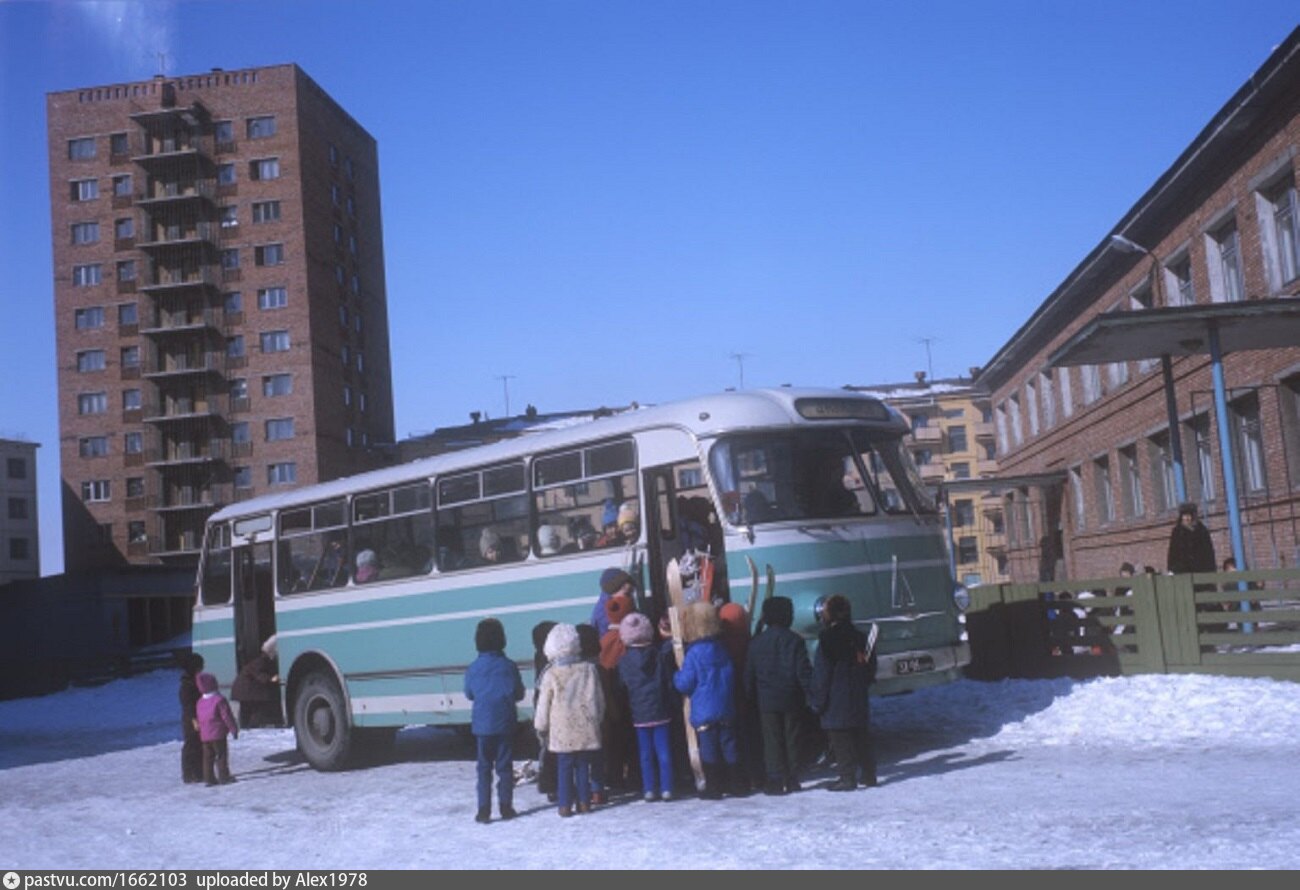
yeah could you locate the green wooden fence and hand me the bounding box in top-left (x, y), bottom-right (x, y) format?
top-left (965, 568), bottom-right (1300, 683)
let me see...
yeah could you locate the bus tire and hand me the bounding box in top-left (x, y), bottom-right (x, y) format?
top-left (294, 671), bottom-right (354, 771)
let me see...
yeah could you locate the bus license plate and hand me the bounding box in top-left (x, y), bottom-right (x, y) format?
top-left (894, 655), bottom-right (934, 676)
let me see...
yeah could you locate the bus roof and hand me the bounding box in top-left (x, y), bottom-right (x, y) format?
top-left (208, 386), bottom-right (904, 522)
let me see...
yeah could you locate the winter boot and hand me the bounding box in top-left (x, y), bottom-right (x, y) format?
top-left (826, 776), bottom-right (857, 792)
top-left (700, 762), bottom-right (725, 800)
top-left (729, 767), bottom-right (753, 798)
top-left (763, 776), bottom-right (786, 796)
top-left (500, 804), bottom-right (518, 820)
top-left (475, 807), bottom-right (491, 823)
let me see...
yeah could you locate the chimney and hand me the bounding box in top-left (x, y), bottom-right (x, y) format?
top-left (469, 411), bottom-right (481, 424)
top-left (914, 371), bottom-right (927, 384)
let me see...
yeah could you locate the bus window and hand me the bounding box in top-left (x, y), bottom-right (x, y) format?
top-left (200, 523), bottom-right (232, 605)
top-left (710, 431), bottom-right (876, 524)
top-left (277, 498), bottom-right (348, 594)
top-left (850, 429), bottom-right (937, 515)
top-left (352, 482), bottom-right (434, 582)
top-left (436, 462), bottom-right (527, 570)
top-left (532, 438), bottom-right (638, 556)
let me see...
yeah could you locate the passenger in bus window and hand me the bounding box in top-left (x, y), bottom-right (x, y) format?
top-left (354, 549), bottom-right (380, 583)
top-left (309, 536), bottom-right (347, 589)
top-left (569, 515), bottom-right (598, 551)
top-left (595, 500), bottom-right (621, 547)
top-left (537, 525), bottom-right (563, 557)
top-left (480, 528), bottom-right (502, 564)
top-left (616, 501), bottom-right (640, 545)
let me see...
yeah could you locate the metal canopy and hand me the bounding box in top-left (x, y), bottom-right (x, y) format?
top-left (941, 472), bottom-right (1066, 495)
top-left (1048, 298), bottom-right (1300, 367)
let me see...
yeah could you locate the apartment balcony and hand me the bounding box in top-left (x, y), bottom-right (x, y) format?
top-left (141, 403), bottom-right (221, 425)
top-left (982, 529), bottom-right (1007, 551)
top-left (974, 421), bottom-right (995, 441)
top-left (135, 179), bottom-right (215, 208)
top-left (919, 463), bottom-right (946, 483)
top-left (980, 492), bottom-right (1004, 511)
top-left (911, 426), bottom-right (943, 445)
top-left (139, 308), bottom-right (227, 338)
top-left (976, 458), bottom-right (999, 476)
top-left (138, 265), bottom-right (219, 294)
top-left (147, 533), bottom-right (203, 559)
top-left (149, 485), bottom-right (229, 512)
top-left (136, 223), bottom-right (219, 254)
top-left (141, 356), bottom-right (226, 380)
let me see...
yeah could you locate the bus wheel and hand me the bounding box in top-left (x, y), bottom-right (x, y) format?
top-left (294, 672), bottom-right (354, 771)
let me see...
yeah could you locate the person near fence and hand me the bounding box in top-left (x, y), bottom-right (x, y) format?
top-left (1167, 503), bottom-right (1216, 576)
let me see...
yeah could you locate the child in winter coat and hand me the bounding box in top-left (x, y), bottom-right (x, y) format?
top-left (743, 596), bottom-right (813, 795)
top-left (616, 611), bottom-right (678, 801)
top-left (534, 623), bottom-right (606, 817)
top-left (575, 623), bottom-right (607, 805)
top-left (195, 672), bottom-right (239, 785)
top-left (531, 620), bottom-right (559, 802)
top-left (599, 592), bottom-right (638, 794)
top-left (464, 617), bottom-right (527, 823)
top-left (809, 594), bottom-right (878, 791)
top-left (672, 601), bottom-right (741, 799)
top-left (178, 652), bottom-right (205, 783)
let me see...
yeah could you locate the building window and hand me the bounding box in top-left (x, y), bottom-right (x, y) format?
top-left (71, 179), bottom-right (99, 201)
top-left (1008, 395), bottom-right (1023, 447)
top-left (114, 217), bottom-right (134, 240)
top-left (120, 346), bottom-right (140, 369)
top-left (118, 303), bottom-right (137, 327)
top-left (71, 221), bottom-right (99, 244)
top-left (349, 234), bottom-right (358, 256)
top-left (956, 536), bottom-right (978, 565)
top-left (214, 120), bottom-right (234, 145)
top-left (76, 349), bottom-right (106, 372)
top-left (252, 200), bottom-right (281, 223)
top-left (265, 418), bottom-right (294, 441)
top-left (257, 286), bottom-right (287, 310)
top-left (359, 392), bottom-right (368, 413)
top-left (221, 248), bottom-right (239, 270)
top-left (122, 389), bottom-right (141, 411)
top-left (1039, 370), bottom-right (1056, 429)
top-left (81, 480), bottom-right (111, 502)
top-left (262, 374), bottom-right (292, 397)
top-left (1187, 415), bottom-right (1217, 503)
top-left (1025, 380), bottom-right (1039, 437)
top-left (339, 304), bottom-right (349, 327)
top-left (331, 183), bottom-right (340, 206)
top-left (230, 378), bottom-right (248, 401)
top-left (124, 432), bottom-right (143, 454)
top-left (218, 162), bottom-right (236, 185)
top-left (233, 466), bottom-right (252, 490)
top-left (231, 422), bottom-right (251, 445)
top-left (128, 521), bottom-right (147, 544)
top-left (356, 351), bottom-right (364, 373)
top-left (344, 156), bottom-right (354, 180)
top-left (333, 223), bottom-right (343, 244)
top-left (1119, 444), bottom-right (1144, 519)
top-left (7, 457), bottom-right (26, 479)
top-left (110, 132), bottom-right (130, 155)
top-left (116, 260), bottom-right (137, 283)
top-left (952, 498), bottom-right (975, 527)
top-left (1093, 456), bottom-right (1114, 524)
top-left (1207, 219), bottom-right (1244, 303)
top-left (77, 392), bottom-right (108, 415)
top-left (329, 143), bottom-right (339, 166)
top-left (9, 538), bottom-right (29, 560)
top-left (260, 330), bottom-right (290, 353)
top-left (72, 264), bottom-right (102, 287)
top-left (1259, 173), bottom-right (1300, 289)
top-left (1082, 365), bottom-right (1102, 404)
top-left (341, 344), bottom-right (350, 367)
top-left (255, 244), bottom-right (284, 266)
top-left (1164, 255), bottom-right (1195, 307)
top-left (994, 403), bottom-right (1007, 455)
top-left (343, 385), bottom-right (352, 407)
top-left (227, 335), bottom-right (245, 358)
top-left (1230, 392), bottom-right (1267, 494)
top-left (112, 174), bottom-right (132, 197)
top-left (219, 206), bottom-right (238, 229)
top-left (75, 306), bottom-right (105, 329)
top-left (79, 436), bottom-right (109, 458)
top-left (1282, 374), bottom-right (1300, 489)
top-left (224, 291), bottom-right (243, 314)
top-left (8, 497), bottom-right (28, 519)
top-left (247, 116), bottom-right (276, 139)
top-left (346, 195), bottom-right (355, 217)
top-left (126, 477), bottom-right (145, 498)
top-left (1060, 368), bottom-right (1076, 417)
top-left (251, 158), bottom-right (280, 181)
top-left (947, 425), bottom-right (968, 453)
top-left (268, 462), bottom-right (297, 486)
top-left (1148, 430), bottom-right (1179, 513)
top-left (68, 137), bottom-right (96, 160)
top-left (350, 274), bottom-right (360, 295)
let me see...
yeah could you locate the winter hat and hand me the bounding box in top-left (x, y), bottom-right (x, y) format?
top-left (543, 622), bottom-right (581, 662)
top-left (602, 500), bottom-right (619, 528)
top-left (761, 596), bottom-right (794, 629)
top-left (619, 611), bottom-right (654, 646)
top-left (617, 502), bottom-right (639, 529)
top-left (196, 672), bottom-right (218, 694)
top-left (718, 602), bottom-right (749, 636)
top-left (600, 568), bottom-right (633, 595)
top-left (537, 525), bottom-right (561, 555)
top-left (605, 592), bottom-right (633, 626)
top-left (479, 528), bottom-right (501, 558)
top-left (475, 617), bottom-right (506, 653)
top-left (532, 620), bottom-right (558, 654)
top-left (181, 652), bottom-right (205, 675)
top-left (576, 623), bottom-right (601, 659)
top-left (261, 634), bottom-right (278, 658)
top-left (823, 594), bottom-right (852, 624)
top-left (679, 600), bottom-right (721, 643)
top-left (356, 549), bottom-right (377, 568)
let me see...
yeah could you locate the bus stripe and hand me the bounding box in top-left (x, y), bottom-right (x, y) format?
top-left (726, 558), bottom-right (948, 591)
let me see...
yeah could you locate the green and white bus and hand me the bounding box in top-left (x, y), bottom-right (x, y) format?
top-left (192, 387), bottom-right (971, 770)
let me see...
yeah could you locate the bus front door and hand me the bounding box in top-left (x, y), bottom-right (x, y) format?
top-left (233, 538), bottom-right (276, 671)
top-left (641, 459), bottom-right (726, 621)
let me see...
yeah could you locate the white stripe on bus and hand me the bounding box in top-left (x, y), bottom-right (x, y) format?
top-left (726, 558), bottom-right (948, 590)
top-left (352, 693), bottom-right (472, 714)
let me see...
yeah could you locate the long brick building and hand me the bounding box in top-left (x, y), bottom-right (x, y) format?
top-left (46, 65), bottom-right (394, 572)
top-left (977, 27), bottom-right (1300, 582)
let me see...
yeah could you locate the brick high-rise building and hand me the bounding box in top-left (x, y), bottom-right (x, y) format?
top-left (47, 65), bottom-right (394, 572)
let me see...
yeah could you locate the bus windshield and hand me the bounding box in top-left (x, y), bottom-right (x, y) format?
top-left (710, 428), bottom-right (937, 525)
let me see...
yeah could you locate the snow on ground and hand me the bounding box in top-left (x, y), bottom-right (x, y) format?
top-left (1, 670), bottom-right (1298, 870)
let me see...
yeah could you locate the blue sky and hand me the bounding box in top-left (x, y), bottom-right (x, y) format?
top-left (2, 1), bottom-right (1297, 575)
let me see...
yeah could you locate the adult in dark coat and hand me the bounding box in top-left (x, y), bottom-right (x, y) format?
top-left (1167, 502), bottom-right (1217, 575)
top-left (809, 594), bottom-right (877, 791)
top-left (743, 596), bottom-right (813, 794)
top-left (231, 635), bottom-right (282, 729)
top-left (178, 652), bottom-right (205, 783)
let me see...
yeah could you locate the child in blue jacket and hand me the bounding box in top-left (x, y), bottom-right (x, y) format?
top-left (672, 601), bottom-right (739, 799)
top-left (616, 611), bottom-right (678, 801)
top-left (464, 617), bottom-right (526, 823)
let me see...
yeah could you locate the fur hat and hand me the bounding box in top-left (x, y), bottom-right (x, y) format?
top-left (543, 622), bottom-right (581, 662)
top-left (599, 568), bottom-right (632, 595)
top-left (1177, 502), bottom-right (1198, 519)
top-left (605, 592), bottom-right (633, 625)
top-left (761, 596), bottom-right (794, 629)
top-left (475, 617), bottom-right (506, 653)
top-left (537, 525), bottom-right (561, 555)
top-left (196, 672), bottom-right (218, 694)
top-left (261, 634), bottom-right (278, 658)
top-left (479, 528), bottom-right (501, 559)
top-left (617, 501), bottom-right (639, 529)
top-left (356, 549), bottom-right (377, 568)
top-left (823, 594), bottom-right (852, 624)
top-left (679, 600), bottom-right (721, 644)
top-left (718, 602), bottom-right (748, 634)
top-left (619, 611), bottom-right (654, 646)
top-left (576, 623), bottom-right (601, 659)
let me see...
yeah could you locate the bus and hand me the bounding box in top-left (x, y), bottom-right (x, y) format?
top-left (192, 386), bottom-right (971, 770)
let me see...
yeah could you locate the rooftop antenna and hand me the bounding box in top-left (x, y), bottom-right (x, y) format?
top-left (730, 352), bottom-right (753, 390)
top-left (917, 337), bottom-right (936, 385)
top-left (495, 374), bottom-right (516, 417)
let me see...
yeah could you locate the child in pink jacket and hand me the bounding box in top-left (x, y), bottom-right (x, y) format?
top-left (195, 672), bottom-right (240, 786)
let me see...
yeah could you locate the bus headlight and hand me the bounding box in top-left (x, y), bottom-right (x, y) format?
top-left (952, 585), bottom-right (971, 612)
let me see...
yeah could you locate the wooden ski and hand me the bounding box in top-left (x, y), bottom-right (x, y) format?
top-left (666, 557), bottom-right (705, 792)
top-left (745, 555), bottom-right (760, 631)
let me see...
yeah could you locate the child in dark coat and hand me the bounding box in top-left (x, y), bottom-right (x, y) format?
top-left (743, 596), bottom-right (813, 795)
top-left (464, 618), bottom-right (527, 823)
top-left (531, 620), bottom-right (559, 802)
top-left (179, 652), bottom-right (205, 783)
top-left (195, 672), bottom-right (239, 786)
top-left (809, 594), bottom-right (878, 791)
top-left (616, 611), bottom-right (678, 801)
top-left (673, 601), bottom-right (739, 799)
